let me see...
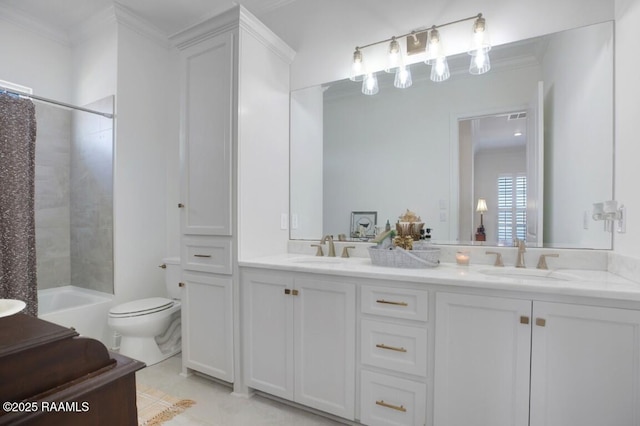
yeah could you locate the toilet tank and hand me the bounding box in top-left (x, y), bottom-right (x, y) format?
top-left (163, 257), bottom-right (182, 299)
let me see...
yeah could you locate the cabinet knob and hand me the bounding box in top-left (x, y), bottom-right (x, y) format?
top-left (179, 282), bottom-right (185, 288)
top-left (536, 318), bottom-right (546, 327)
top-left (158, 264), bottom-right (167, 269)
top-left (284, 289), bottom-right (291, 295)
top-left (520, 316), bottom-right (530, 325)
top-left (178, 203), bottom-right (185, 208)
top-left (292, 289), bottom-right (299, 296)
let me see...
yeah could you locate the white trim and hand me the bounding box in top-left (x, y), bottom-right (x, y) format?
top-left (0, 3), bottom-right (69, 46)
top-left (113, 3), bottom-right (171, 49)
top-left (239, 6), bottom-right (295, 64)
top-left (170, 6), bottom-right (240, 50)
top-left (0, 79), bottom-right (33, 95)
top-left (67, 5), bottom-right (116, 46)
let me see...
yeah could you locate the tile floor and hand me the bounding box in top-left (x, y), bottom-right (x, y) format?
top-left (135, 355), bottom-right (345, 425)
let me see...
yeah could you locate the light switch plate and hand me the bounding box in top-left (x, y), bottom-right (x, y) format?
top-left (280, 213), bottom-right (288, 230)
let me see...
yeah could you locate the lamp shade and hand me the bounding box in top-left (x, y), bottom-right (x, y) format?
top-left (476, 198), bottom-right (488, 213)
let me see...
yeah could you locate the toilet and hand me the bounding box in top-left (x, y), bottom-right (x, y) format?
top-left (108, 257), bottom-right (182, 366)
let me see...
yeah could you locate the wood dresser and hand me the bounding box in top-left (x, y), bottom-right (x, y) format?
top-left (0, 313), bottom-right (145, 425)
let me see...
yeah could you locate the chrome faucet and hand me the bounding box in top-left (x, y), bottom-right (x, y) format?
top-left (320, 235), bottom-right (336, 257)
top-left (515, 238), bottom-right (526, 268)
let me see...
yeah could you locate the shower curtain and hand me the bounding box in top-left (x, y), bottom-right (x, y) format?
top-left (0, 93), bottom-right (38, 316)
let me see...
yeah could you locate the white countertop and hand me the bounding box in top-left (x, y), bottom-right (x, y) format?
top-left (239, 253), bottom-right (640, 302)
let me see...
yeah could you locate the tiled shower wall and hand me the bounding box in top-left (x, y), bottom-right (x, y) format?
top-left (34, 103), bottom-right (72, 289)
top-left (70, 97), bottom-right (113, 293)
top-left (34, 96), bottom-right (113, 294)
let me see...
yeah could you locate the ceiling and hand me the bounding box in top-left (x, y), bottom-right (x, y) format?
top-left (0, 0), bottom-right (298, 36)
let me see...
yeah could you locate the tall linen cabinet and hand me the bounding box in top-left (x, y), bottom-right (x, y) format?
top-left (171, 6), bottom-right (294, 385)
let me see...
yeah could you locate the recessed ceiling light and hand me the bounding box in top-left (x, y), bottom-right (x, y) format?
top-left (514, 131), bottom-right (523, 136)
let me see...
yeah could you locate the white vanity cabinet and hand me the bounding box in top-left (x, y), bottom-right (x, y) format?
top-left (181, 272), bottom-right (233, 381)
top-left (434, 292), bottom-right (640, 426)
top-left (359, 285), bottom-right (429, 426)
top-left (172, 6), bottom-right (294, 384)
top-left (242, 269), bottom-right (356, 420)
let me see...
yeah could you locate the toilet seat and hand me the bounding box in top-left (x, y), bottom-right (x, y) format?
top-left (109, 297), bottom-right (175, 318)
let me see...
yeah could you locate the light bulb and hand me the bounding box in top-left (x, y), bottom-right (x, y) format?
top-left (385, 38), bottom-right (401, 73)
top-left (469, 49), bottom-right (491, 74)
top-left (350, 48), bottom-right (364, 82)
top-left (394, 65), bottom-right (412, 89)
top-left (468, 14), bottom-right (491, 54)
top-left (425, 27), bottom-right (442, 65)
top-left (362, 73), bottom-right (379, 95)
top-left (430, 56), bottom-right (450, 82)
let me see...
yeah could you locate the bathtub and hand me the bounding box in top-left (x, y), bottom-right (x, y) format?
top-left (38, 286), bottom-right (114, 347)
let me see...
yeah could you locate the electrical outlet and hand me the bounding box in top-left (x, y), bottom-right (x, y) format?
top-left (280, 213), bottom-right (288, 230)
top-left (440, 211), bottom-right (447, 222)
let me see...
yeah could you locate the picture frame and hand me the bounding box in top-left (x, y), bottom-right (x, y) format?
top-left (350, 211), bottom-right (378, 239)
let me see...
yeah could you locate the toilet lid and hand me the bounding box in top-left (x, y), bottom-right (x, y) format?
top-left (109, 297), bottom-right (174, 317)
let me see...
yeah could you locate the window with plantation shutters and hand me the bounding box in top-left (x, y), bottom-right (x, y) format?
top-left (497, 175), bottom-right (527, 243)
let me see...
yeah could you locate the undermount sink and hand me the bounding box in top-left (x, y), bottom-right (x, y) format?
top-left (478, 268), bottom-right (578, 282)
top-left (290, 256), bottom-right (345, 264)
top-left (0, 299), bottom-right (26, 318)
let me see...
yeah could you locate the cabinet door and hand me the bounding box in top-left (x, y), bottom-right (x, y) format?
top-left (530, 302), bottom-right (640, 426)
top-left (294, 277), bottom-right (356, 420)
top-left (434, 292), bottom-right (532, 426)
top-left (182, 273), bottom-right (233, 382)
top-left (243, 270), bottom-right (294, 400)
top-left (180, 31), bottom-right (233, 236)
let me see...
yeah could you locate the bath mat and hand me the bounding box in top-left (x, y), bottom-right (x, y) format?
top-left (137, 384), bottom-right (196, 425)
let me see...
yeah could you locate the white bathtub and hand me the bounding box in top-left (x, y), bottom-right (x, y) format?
top-left (38, 286), bottom-right (114, 346)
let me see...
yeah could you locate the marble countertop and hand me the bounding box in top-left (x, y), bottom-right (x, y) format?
top-left (239, 253), bottom-right (640, 302)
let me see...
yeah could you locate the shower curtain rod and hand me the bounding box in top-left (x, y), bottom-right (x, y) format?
top-left (0, 86), bottom-right (114, 119)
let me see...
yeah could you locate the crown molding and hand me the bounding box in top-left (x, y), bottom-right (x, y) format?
top-left (239, 6), bottom-right (295, 64)
top-left (67, 5), bottom-right (117, 46)
top-left (170, 6), bottom-right (240, 50)
top-left (0, 3), bottom-right (70, 46)
top-left (112, 2), bottom-right (171, 49)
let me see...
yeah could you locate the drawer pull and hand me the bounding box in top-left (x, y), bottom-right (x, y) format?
top-left (193, 254), bottom-right (212, 258)
top-left (376, 343), bottom-right (407, 353)
top-left (376, 400), bottom-right (407, 412)
top-left (376, 299), bottom-right (408, 306)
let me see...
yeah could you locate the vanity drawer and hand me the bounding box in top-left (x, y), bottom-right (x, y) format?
top-left (361, 286), bottom-right (428, 321)
top-left (182, 236), bottom-right (232, 274)
top-left (361, 319), bottom-right (427, 377)
top-left (360, 370), bottom-right (427, 426)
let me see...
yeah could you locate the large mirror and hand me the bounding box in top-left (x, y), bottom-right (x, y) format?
top-left (290, 21), bottom-right (614, 249)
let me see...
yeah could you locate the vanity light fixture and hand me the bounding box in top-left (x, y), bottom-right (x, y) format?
top-left (351, 13), bottom-right (491, 94)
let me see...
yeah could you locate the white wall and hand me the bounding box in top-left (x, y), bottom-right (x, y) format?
top-left (614, 0), bottom-right (640, 258)
top-left (260, 0), bottom-right (614, 90)
top-left (237, 20), bottom-right (294, 259)
top-left (541, 22), bottom-right (613, 249)
top-left (0, 18), bottom-right (71, 101)
top-left (71, 21), bottom-right (117, 107)
top-left (113, 23), bottom-right (173, 303)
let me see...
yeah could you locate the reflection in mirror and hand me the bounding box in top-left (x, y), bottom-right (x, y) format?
top-left (290, 21), bottom-right (613, 249)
